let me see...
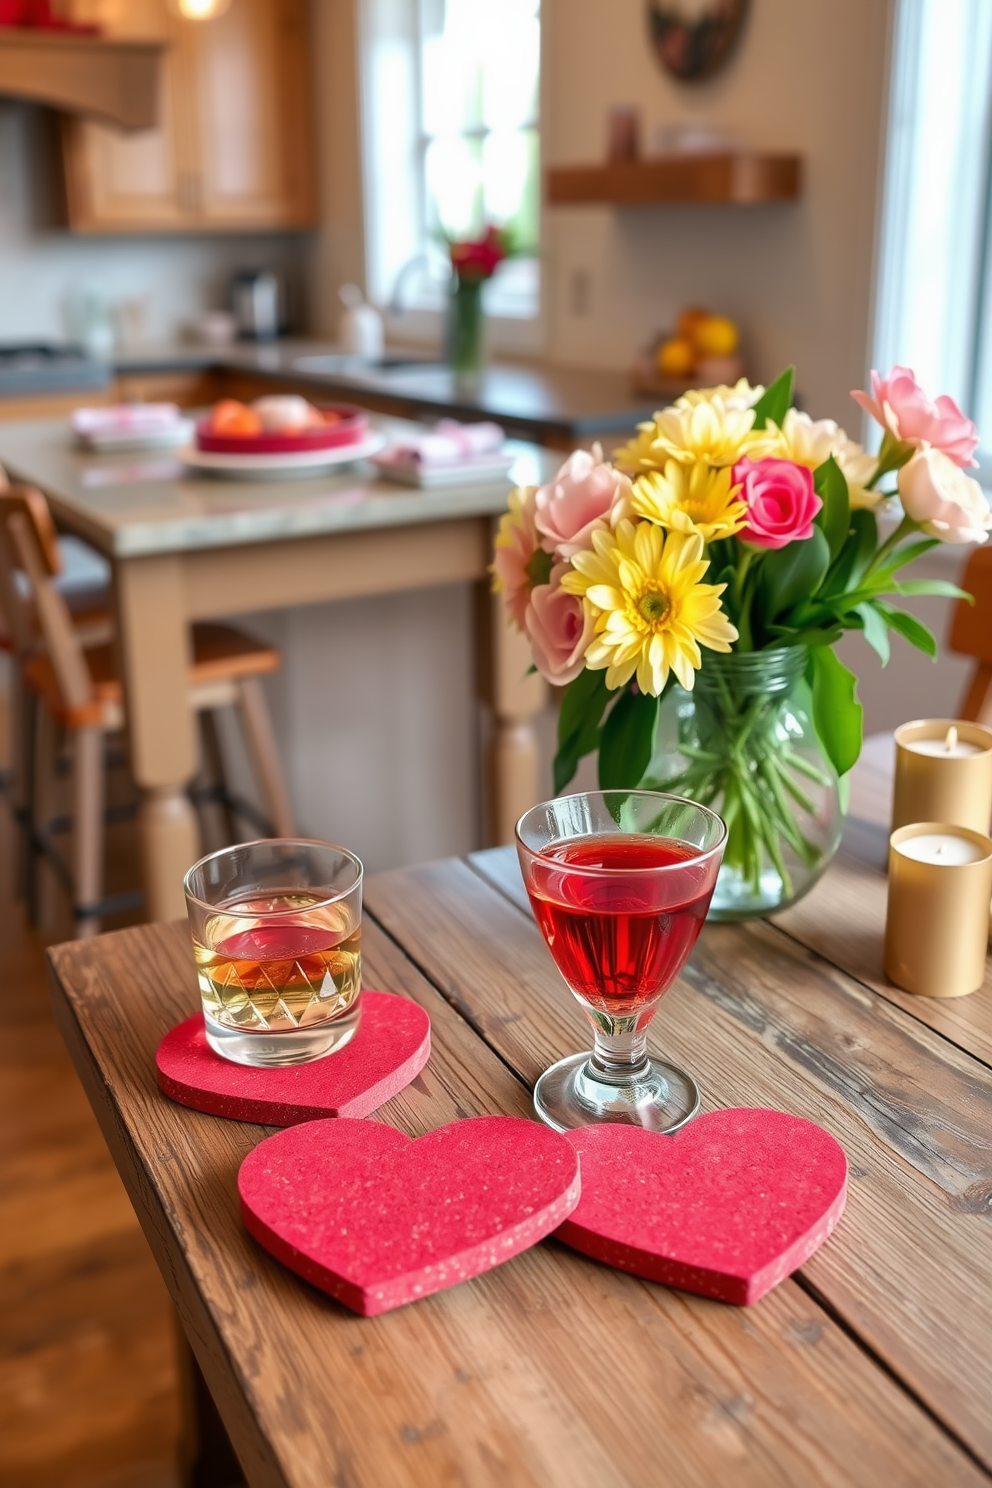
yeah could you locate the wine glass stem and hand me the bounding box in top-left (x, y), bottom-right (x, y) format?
top-left (590, 1022), bottom-right (650, 1083)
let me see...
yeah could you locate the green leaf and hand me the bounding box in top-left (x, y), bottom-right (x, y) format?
top-left (891, 579), bottom-right (972, 601)
top-left (823, 508), bottom-right (877, 597)
top-left (554, 667), bottom-right (611, 794)
top-left (759, 526), bottom-right (830, 622)
top-left (598, 688), bottom-right (660, 791)
top-left (749, 367), bottom-right (795, 431)
top-left (809, 647), bottom-right (863, 776)
top-left (766, 625), bottom-right (844, 647)
top-left (854, 601), bottom-right (890, 666)
top-left (875, 602), bottom-right (938, 658)
top-left (871, 535), bottom-right (940, 582)
top-left (813, 456), bottom-right (850, 561)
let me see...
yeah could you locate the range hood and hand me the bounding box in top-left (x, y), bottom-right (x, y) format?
top-left (0, 27), bottom-right (164, 129)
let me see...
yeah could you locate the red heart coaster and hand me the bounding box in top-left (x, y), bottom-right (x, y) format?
top-left (156, 990), bottom-right (430, 1126)
top-left (556, 1108), bottom-right (847, 1305)
top-left (238, 1115), bottom-right (581, 1315)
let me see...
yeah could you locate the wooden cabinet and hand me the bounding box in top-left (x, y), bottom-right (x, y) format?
top-left (60, 0), bottom-right (314, 233)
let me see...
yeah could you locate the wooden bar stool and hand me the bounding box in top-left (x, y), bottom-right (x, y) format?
top-left (949, 546), bottom-right (992, 723)
top-left (0, 484), bottom-right (295, 936)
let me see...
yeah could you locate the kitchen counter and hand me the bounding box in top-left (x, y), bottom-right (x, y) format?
top-left (0, 416), bottom-right (550, 558)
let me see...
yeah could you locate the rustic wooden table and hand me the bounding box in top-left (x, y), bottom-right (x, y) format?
top-left (47, 746), bottom-right (992, 1488)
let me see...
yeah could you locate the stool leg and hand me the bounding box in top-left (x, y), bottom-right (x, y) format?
top-left (10, 665), bottom-right (35, 903)
top-left (960, 662), bottom-right (992, 725)
top-left (198, 709), bottom-right (238, 848)
top-left (236, 677), bottom-right (295, 837)
top-left (73, 724), bottom-right (105, 939)
top-left (33, 705), bottom-right (61, 932)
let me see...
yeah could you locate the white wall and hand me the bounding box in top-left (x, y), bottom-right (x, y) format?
top-left (0, 101), bottom-right (312, 344)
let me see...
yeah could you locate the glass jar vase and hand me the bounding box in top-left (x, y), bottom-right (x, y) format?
top-left (645, 646), bottom-right (842, 920)
top-left (447, 275), bottom-right (485, 387)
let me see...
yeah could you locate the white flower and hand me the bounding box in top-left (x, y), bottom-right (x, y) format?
top-left (675, 378), bottom-right (765, 413)
top-left (898, 446), bottom-right (992, 544)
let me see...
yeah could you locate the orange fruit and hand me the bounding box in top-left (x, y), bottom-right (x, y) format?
top-left (211, 399), bottom-right (262, 436)
top-left (676, 306), bottom-right (710, 344)
top-left (694, 314), bottom-right (739, 358)
top-left (656, 337), bottom-right (696, 379)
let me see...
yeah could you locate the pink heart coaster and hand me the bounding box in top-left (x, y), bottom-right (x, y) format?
top-left (239, 1115), bottom-right (581, 1315)
top-left (556, 1108), bottom-right (847, 1305)
top-left (156, 990), bottom-right (430, 1126)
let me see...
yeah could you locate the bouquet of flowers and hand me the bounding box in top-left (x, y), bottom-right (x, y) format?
top-left (493, 366), bottom-right (990, 915)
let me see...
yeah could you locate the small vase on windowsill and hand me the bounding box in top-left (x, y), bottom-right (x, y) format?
top-left (448, 276), bottom-right (485, 390)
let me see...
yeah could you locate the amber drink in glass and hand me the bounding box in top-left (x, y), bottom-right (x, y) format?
top-left (184, 839), bottom-right (363, 1067)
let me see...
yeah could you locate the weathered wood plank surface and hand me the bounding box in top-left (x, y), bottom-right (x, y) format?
top-left (48, 909), bottom-right (989, 1488)
top-left (369, 853), bottom-right (992, 1469)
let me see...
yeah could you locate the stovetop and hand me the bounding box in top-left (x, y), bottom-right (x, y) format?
top-left (0, 343), bottom-right (113, 397)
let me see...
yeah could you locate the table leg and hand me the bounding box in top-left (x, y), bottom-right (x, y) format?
top-left (173, 1314), bottom-right (247, 1488)
top-left (113, 554), bottom-right (199, 921)
top-left (478, 577), bottom-right (547, 844)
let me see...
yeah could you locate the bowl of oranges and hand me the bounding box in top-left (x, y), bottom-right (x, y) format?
top-left (632, 308), bottom-right (744, 396)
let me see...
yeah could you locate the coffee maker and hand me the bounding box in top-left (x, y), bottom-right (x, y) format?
top-left (231, 270), bottom-right (281, 340)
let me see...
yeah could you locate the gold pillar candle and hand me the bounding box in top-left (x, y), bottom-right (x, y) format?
top-left (891, 719), bottom-right (992, 833)
top-left (884, 823), bottom-right (992, 997)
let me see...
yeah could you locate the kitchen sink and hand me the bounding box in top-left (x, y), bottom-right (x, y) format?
top-left (292, 353), bottom-right (442, 375)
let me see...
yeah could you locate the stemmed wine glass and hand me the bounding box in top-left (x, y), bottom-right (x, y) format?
top-left (516, 790), bottom-right (726, 1133)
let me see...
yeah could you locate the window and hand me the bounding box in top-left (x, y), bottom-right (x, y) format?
top-left (872, 0), bottom-right (992, 471)
top-left (361, 0), bottom-right (541, 338)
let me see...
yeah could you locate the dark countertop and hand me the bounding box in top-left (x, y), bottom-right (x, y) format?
top-left (116, 340), bottom-right (662, 443)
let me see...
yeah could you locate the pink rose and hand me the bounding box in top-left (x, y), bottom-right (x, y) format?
top-left (534, 443), bottom-right (632, 559)
top-left (525, 565), bottom-right (594, 686)
top-left (851, 367), bottom-right (979, 467)
top-left (492, 485), bottom-right (542, 630)
top-left (733, 457), bottom-right (822, 550)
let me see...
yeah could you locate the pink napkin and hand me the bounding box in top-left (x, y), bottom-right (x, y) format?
top-left (384, 419), bottom-right (505, 468)
top-left (72, 403), bottom-right (185, 437)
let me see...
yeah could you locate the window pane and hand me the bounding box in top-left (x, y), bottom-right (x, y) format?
top-left (424, 134), bottom-right (483, 239)
top-left (420, 0), bottom-right (539, 139)
top-left (482, 127), bottom-right (538, 250)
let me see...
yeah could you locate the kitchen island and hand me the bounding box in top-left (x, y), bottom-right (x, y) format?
top-left (0, 417), bottom-right (557, 921)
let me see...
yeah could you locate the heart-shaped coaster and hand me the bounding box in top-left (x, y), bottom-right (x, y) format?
top-left (556, 1108), bottom-right (847, 1305)
top-left (156, 990), bottom-right (430, 1126)
top-left (238, 1115), bottom-right (581, 1315)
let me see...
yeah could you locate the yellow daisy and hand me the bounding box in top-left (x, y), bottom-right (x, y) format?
top-left (561, 519), bottom-right (738, 695)
top-left (614, 396), bottom-right (762, 473)
top-left (676, 378), bottom-right (764, 412)
top-left (631, 460), bottom-right (748, 542)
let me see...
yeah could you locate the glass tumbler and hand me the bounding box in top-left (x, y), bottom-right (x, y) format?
top-left (184, 838), bottom-right (363, 1067)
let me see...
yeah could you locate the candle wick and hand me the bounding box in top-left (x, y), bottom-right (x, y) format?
top-left (946, 726), bottom-right (959, 752)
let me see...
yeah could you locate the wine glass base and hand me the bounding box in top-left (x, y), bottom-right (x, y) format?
top-left (534, 1052), bottom-right (700, 1134)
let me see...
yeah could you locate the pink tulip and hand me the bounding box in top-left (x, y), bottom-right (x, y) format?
top-left (733, 457), bottom-right (822, 550)
top-left (534, 444), bottom-right (632, 559)
top-left (851, 367), bottom-right (979, 467)
top-left (525, 566), bottom-right (594, 686)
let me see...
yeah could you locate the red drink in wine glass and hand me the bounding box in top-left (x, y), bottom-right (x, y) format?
top-left (517, 792), bottom-right (726, 1132)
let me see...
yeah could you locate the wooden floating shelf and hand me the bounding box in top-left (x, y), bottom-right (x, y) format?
top-left (0, 29), bottom-right (165, 130)
top-left (546, 152), bottom-right (803, 207)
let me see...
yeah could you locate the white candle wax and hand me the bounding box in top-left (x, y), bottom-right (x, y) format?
top-left (904, 738), bottom-right (985, 757)
top-left (895, 832), bottom-right (988, 865)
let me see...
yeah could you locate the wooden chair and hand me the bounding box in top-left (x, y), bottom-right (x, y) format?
top-left (0, 484), bottom-right (295, 936)
top-left (949, 545), bottom-right (992, 723)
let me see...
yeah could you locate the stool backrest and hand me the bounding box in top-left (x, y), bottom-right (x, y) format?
top-left (0, 486), bottom-right (94, 713)
top-left (949, 546), bottom-right (992, 664)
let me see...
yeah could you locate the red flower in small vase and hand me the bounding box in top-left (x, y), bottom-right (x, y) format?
top-left (449, 226), bottom-right (509, 283)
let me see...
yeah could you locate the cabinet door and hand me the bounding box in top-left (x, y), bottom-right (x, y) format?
top-left (187, 0), bottom-right (315, 229)
top-left (60, 0), bottom-right (195, 232)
